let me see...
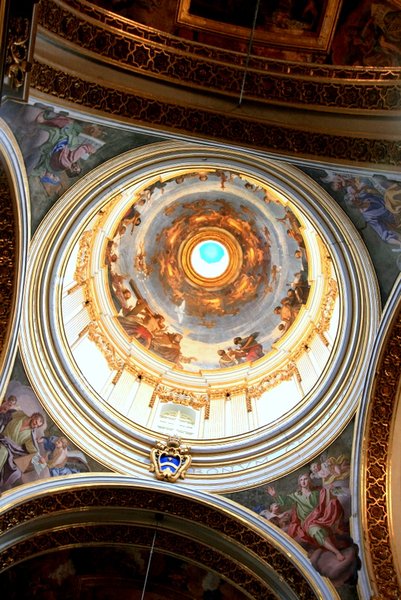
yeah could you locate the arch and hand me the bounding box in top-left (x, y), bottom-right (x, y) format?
top-left (0, 119), bottom-right (30, 397)
top-left (0, 476), bottom-right (339, 599)
top-left (354, 275), bottom-right (401, 598)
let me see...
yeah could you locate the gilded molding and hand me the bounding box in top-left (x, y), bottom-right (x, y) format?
top-left (74, 229), bottom-right (93, 286)
top-left (36, 0), bottom-right (401, 112)
top-left (0, 166), bottom-right (16, 363)
top-left (0, 121), bottom-right (30, 399)
top-left (155, 385), bottom-right (210, 413)
top-left (315, 277), bottom-right (338, 337)
top-left (291, 276), bottom-right (338, 359)
top-left (44, 0), bottom-right (399, 82)
top-left (364, 306), bottom-right (401, 598)
top-left (0, 485), bottom-right (319, 599)
top-left (1, 0), bottom-right (37, 102)
top-left (87, 323), bottom-right (125, 372)
top-left (30, 61), bottom-right (401, 166)
top-left (4, 17), bottom-right (31, 90)
top-left (247, 361), bottom-right (300, 402)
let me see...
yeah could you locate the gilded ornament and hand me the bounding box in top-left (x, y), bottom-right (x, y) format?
top-left (87, 323), bottom-right (124, 372)
top-left (74, 229), bottom-right (93, 285)
top-left (37, 0), bottom-right (401, 112)
top-left (247, 362), bottom-right (300, 402)
top-left (5, 17), bottom-right (30, 90)
top-left (149, 436), bottom-right (192, 482)
top-left (0, 167), bottom-right (15, 360)
top-left (364, 310), bottom-right (401, 598)
top-left (156, 385), bottom-right (209, 412)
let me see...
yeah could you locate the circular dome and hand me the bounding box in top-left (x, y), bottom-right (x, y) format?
top-left (100, 168), bottom-right (314, 373)
top-left (20, 142), bottom-right (379, 490)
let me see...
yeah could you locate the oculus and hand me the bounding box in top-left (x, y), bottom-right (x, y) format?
top-left (180, 227), bottom-right (242, 292)
top-left (191, 240), bottom-right (228, 278)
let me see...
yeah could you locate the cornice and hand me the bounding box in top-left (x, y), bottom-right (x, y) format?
top-left (39, 0), bottom-right (401, 112)
top-left (36, 0), bottom-right (401, 113)
top-left (30, 61), bottom-right (401, 166)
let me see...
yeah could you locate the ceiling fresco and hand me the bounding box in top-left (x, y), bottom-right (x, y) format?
top-left (177, 0), bottom-right (338, 52)
top-left (1, 3), bottom-right (401, 595)
top-left (300, 164), bottom-right (401, 300)
top-left (180, 0), bottom-right (326, 31)
top-left (107, 169), bottom-right (310, 371)
top-left (226, 420), bottom-right (359, 599)
top-left (89, 0), bottom-right (401, 65)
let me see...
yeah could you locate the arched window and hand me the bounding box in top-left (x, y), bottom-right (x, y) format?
top-left (158, 404), bottom-right (196, 437)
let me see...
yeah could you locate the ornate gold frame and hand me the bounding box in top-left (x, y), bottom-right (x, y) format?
top-left (0, 120), bottom-right (29, 398)
top-left (179, 227), bottom-right (242, 290)
top-left (360, 285), bottom-right (401, 598)
top-left (177, 0), bottom-right (342, 52)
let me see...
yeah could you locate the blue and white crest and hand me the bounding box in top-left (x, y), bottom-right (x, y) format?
top-left (150, 436), bottom-right (192, 482)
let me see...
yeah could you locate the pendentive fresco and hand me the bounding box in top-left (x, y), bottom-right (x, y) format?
top-left (0, 358), bottom-right (109, 493)
top-left (227, 421), bottom-right (359, 599)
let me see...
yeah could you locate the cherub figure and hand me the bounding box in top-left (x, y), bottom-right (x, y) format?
top-left (0, 395), bottom-right (17, 432)
top-left (42, 435), bottom-right (88, 476)
top-left (217, 349), bottom-right (237, 368)
top-left (310, 455), bottom-right (350, 486)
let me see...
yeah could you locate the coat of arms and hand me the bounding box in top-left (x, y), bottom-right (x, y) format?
top-left (149, 436), bottom-right (192, 482)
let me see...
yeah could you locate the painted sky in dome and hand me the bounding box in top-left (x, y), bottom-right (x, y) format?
top-left (106, 169), bottom-right (311, 371)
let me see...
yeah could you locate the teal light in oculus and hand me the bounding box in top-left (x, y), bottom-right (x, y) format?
top-left (191, 240), bottom-right (229, 279)
top-left (199, 241), bottom-right (225, 263)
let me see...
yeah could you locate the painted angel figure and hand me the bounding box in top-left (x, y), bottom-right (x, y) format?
top-left (310, 455), bottom-right (350, 486)
top-left (310, 454), bottom-right (351, 520)
top-left (41, 435), bottom-right (89, 476)
top-left (232, 332), bottom-right (264, 363)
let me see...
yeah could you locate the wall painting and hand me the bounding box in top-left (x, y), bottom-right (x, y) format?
top-left (301, 164), bottom-right (401, 302)
top-left (0, 356), bottom-right (109, 494)
top-left (226, 421), bottom-right (359, 599)
top-left (0, 100), bottom-right (165, 232)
